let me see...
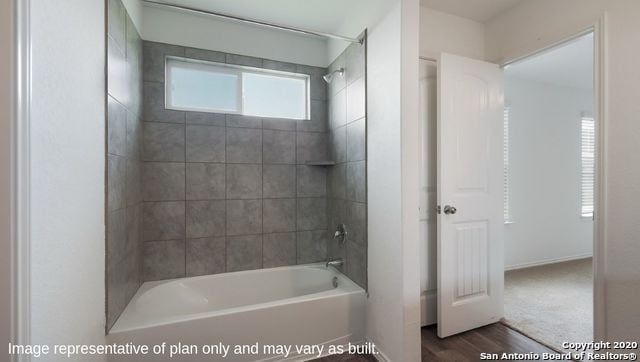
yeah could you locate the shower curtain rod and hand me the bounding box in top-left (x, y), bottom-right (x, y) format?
top-left (142, 0), bottom-right (363, 44)
top-left (420, 56), bottom-right (437, 62)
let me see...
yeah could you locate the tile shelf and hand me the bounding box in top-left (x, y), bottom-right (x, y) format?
top-left (304, 161), bottom-right (336, 166)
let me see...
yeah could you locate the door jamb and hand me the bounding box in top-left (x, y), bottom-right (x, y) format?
top-left (499, 15), bottom-right (608, 342)
top-left (11, 0), bottom-right (32, 360)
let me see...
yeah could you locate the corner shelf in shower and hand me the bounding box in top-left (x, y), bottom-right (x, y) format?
top-left (304, 161), bottom-right (336, 167)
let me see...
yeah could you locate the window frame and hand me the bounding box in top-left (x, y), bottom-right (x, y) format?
top-left (164, 56), bottom-right (311, 120)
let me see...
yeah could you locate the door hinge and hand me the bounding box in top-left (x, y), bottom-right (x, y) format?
top-left (436, 205), bottom-right (441, 214)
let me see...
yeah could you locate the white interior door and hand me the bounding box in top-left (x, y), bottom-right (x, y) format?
top-left (437, 52), bottom-right (504, 338)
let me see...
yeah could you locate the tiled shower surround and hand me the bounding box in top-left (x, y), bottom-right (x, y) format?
top-left (106, 22), bottom-right (367, 328)
top-left (326, 42), bottom-right (368, 288)
top-left (140, 40), bottom-right (368, 286)
top-left (140, 41), bottom-right (335, 281)
top-left (106, 0), bottom-right (144, 330)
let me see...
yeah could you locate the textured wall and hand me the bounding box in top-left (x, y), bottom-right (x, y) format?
top-left (30, 0), bottom-right (109, 355)
top-left (326, 41), bottom-right (368, 289)
top-left (141, 41), bottom-right (331, 281)
top-left (106, 0), bottom-right (144, 330)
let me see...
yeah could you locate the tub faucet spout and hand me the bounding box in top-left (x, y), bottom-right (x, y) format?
top-left (325, 258), bottom-right (344, 268)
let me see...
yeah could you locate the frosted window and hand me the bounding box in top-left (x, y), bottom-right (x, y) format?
top-left (166, 57), bottom-right (309, 120)
top-left (167, 60), bottom-right (240, 112)
top-left (243, 73), bottom-right (307, 120)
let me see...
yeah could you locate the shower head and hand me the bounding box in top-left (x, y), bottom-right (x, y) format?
top-left (323, 68), bottom-right (344, 83)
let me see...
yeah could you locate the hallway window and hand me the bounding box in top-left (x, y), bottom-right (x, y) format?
top-left (581, 116), bottom-right (595, 218)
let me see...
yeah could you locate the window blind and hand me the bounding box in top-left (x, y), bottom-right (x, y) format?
top-left (581, 116), bottom-right (595, 218)
top-left (503, 107), bottom-right (512, 223)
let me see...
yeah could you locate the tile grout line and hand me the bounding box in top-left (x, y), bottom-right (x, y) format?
top-left (183, 112), bottom-right (187, 277)
top-left (224, 115), bottom-right (228, 273)
top-left (294, 128), bottom-right (299, 265)
top-left (223, 161), bottom-right (227, 273)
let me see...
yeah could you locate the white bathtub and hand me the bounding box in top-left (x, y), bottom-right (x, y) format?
top-left (107, 264), bottom-right (366, 362)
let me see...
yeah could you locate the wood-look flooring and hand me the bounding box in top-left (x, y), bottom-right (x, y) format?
top-left (420, 323), bottom-right (557, 361)
top-left (314, 323), bottom-right (557, 361)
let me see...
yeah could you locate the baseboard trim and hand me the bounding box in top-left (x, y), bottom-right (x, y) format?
top-left (500, 321), bottom-right (563, 354)
top-left (365, 337), bottom-right (390, 362)
top-left (374, 350), bottom-right (391, 362)
top-left (504, 253), bottom-right (592, 271)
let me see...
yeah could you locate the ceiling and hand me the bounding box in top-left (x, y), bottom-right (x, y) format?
top-left (505, 33), bottom-right (594, 90)
top-left (144, 0), bottom-right (392, 39)
top-left (420, 0), bottom-right (523, 23)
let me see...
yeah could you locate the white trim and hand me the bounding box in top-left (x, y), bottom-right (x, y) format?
top-left (500, 27), bottom-right (596, 69)
top-left (499, 15), bottom-right (608, 342)
top-left (592, 14), bottom-right (608, 343)
top-left (365, 337), bottom-right (391, 362)
top-left (12, 0), bottom-right (31, 360)
top-left (504, 254), bottom-right (593, 271)
top-left (373, 351), bottom-right (391, 362)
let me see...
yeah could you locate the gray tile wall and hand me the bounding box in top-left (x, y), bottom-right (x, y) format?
top-left (141, 41), bottom-right (332, 281)
top-left (327, 41), bottom-right (368, 289)
top-left (106, 0), bottom-right (144, 330)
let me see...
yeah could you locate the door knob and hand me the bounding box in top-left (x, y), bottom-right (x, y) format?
top-left (443, 205), bottom-right (457, 215)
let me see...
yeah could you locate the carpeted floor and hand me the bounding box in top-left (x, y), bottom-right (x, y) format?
top-left (503, 258), bottom-right (593, 353)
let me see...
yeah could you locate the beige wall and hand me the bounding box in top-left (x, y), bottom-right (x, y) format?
top-left (486, 0), bottom-right (640, 343)
top-left (400, 0), bottom-right (422, 358)
top-left (420, 6), bottom-right (485, 61)
top-left (141, 4), bottom-right (328, 67)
